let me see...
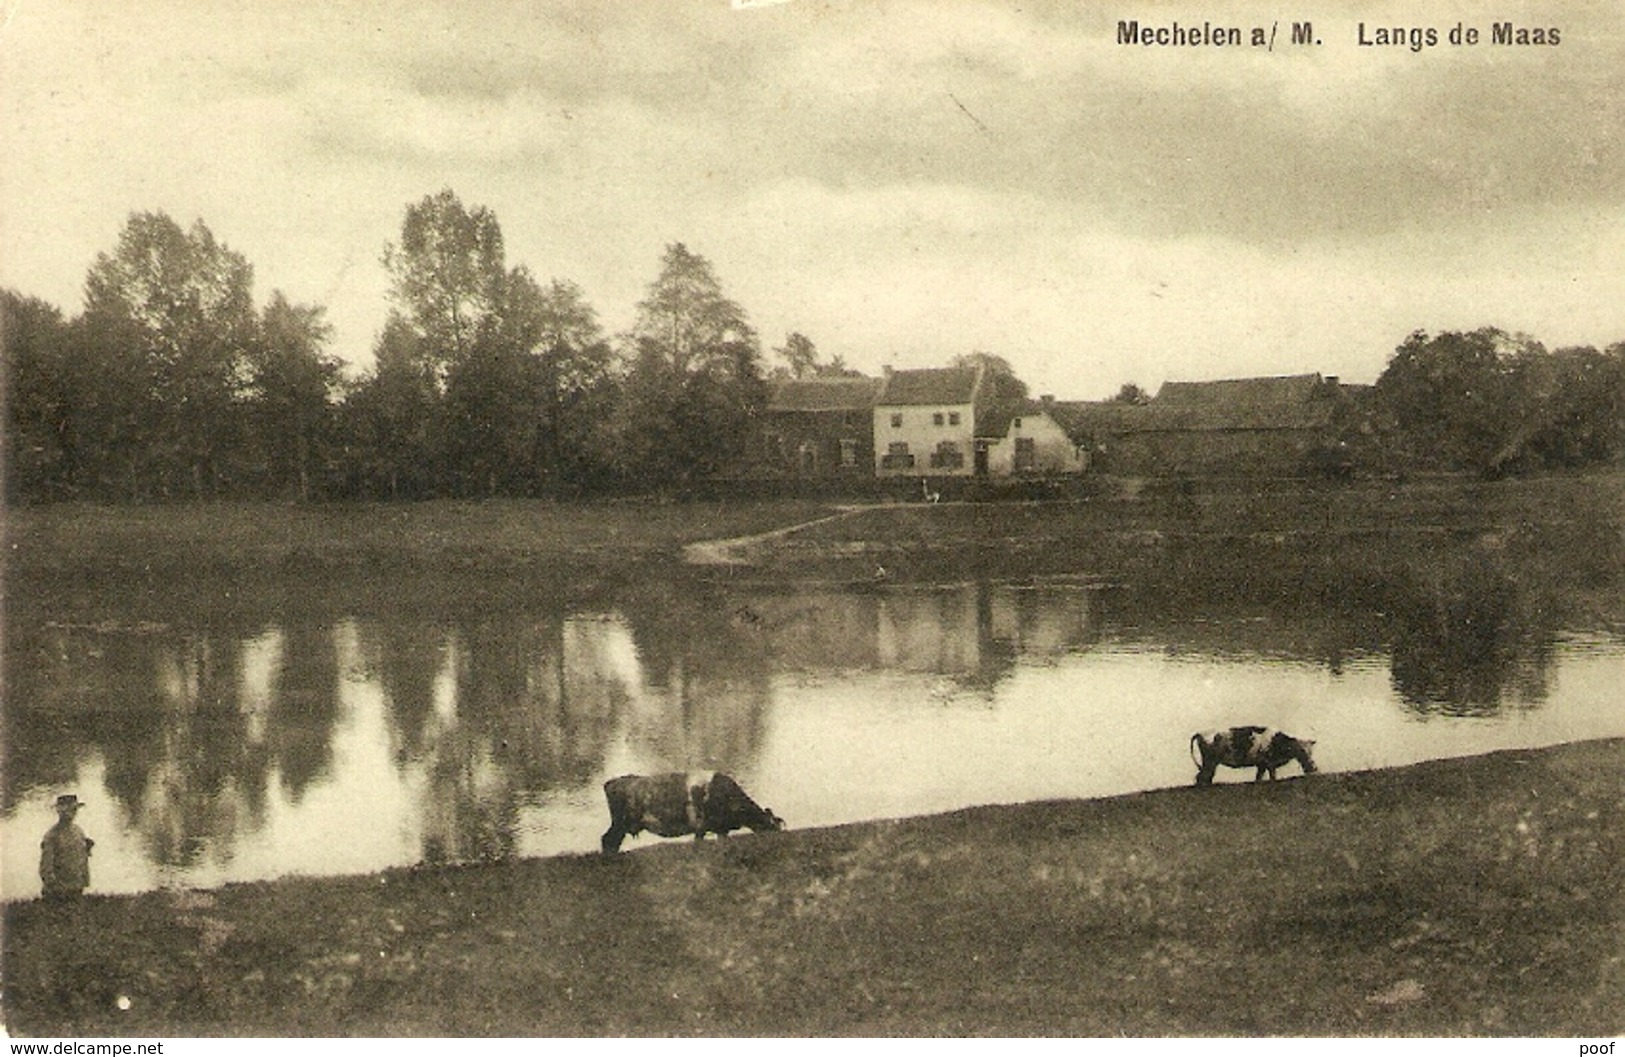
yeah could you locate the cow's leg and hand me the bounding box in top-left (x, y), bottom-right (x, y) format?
top-left (601, 824), bottom-right (628, 855)
top-left (1254, 766), bottom-right (1267, 782)
top-left (1195, 762), bottom-right (1216, 786)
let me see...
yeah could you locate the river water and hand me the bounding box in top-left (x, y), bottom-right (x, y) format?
top-left (4, 577), bottom-right (1622, 898)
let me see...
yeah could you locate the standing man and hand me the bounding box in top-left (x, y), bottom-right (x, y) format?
top-left (40, 794), bottom-right (94, 900)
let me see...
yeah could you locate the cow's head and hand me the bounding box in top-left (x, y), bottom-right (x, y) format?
top-left (1292, 738), bottom-right (1318, 774)
top-left (753, 808), bottom-right (786, 834)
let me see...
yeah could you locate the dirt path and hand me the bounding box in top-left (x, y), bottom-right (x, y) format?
top-left (681, 505), bottom-right (883, 565)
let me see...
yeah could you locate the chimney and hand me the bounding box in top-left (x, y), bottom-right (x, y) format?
top-left (1040, 394), bottom-right (1055, 406)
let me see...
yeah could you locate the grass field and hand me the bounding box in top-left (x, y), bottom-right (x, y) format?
top-left (5, 497), bottom-right (836, 579)
top-left (3, 497), bottom-right (836, 621)
top-left (10, 471), bottom-right (1620, 589)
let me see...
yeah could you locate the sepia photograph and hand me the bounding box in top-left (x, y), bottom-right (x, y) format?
top-left (2, 0), bottom-right (1622, 1039)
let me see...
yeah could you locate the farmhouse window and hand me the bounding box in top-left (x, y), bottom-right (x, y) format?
top-left (882, 441), bottom-right (915, 470)
top-left (839, 439), bottom-right (857, 467)
top-left (933, 412), bottom-right (945, 426)
top-left (891, 413), bottom-right (904, 428)
top-left (949, 412), bottom-right (961, 426)
top-left (929, 440), bottom-right (964, 470)
top-left (1015, 437), bottom-right (1037, 470)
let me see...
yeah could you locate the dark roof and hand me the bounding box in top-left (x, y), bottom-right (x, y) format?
top-left (766, 376), bottom-right (883, 412)
top-left (1051, 374), bottom-right (1346, 439)
top-left (1155, 373), bottom-right (1326, 409)
top-left (875, 367), bottom-right (981, 406)
top-left (1047, 400), bottom-right (1150, 440)
top-left (975, 399), bottom-right (1060, 439)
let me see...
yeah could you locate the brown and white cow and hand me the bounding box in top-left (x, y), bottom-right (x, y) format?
top-left (600, 772), bottom-right (785, 854)
top-left (1190, 726), bottom-right (1317, 786)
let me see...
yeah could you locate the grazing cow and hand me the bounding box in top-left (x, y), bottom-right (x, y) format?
top-left (601, 771), bottom-right (785, 854)
top-left (1190, 726), bottom-right (1317, 786)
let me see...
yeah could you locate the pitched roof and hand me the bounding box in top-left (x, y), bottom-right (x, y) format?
top-left (1046, 400), bottom-right (1150, 440)
top-left (1051, 374), bottom-right (1345, 438)
top-left (766, 376), bottom-right (883, 412)
top-left (976, 399), bottom-right (1061, 439)
top-left (1154, 373), bottom-right (1326, 409)
top-left (875, 366), bottom-right (981, 406)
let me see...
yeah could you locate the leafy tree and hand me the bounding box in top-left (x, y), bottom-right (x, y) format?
top-left (768, 331), bottom-right (862, 380)
top-left (631, 243), bottom-right (757, 377)
top-left (82, 212), bottom-right (258, 497)
top-left (442, 328), bottom-right (535, 496)
top-left (1112, 382), bottom-right (1150, 405)
top-left (953, 350), bottom-right (1030, 403)
top-left (340, 317), bottom-right (441, 498)
top-left (1522, 344), bottom-right (1625, 467)
top-left (501, 272), bottom-right (617, 493)
top-left (381, 189), bottom-right (507, 387)
top-left (774, 332), bottom-right (819, 379)
top-left (1373, 328), bottom-right (1539, 474)
top-left (372, 189), bottom-right (514, 495)
top-left (54, 311), bottom-right (153, 499)
top-left (356, 190), bottom-right (624, 497)
top-left (814, 353), bottom-right (862, 378)
top-left (247, 292), bottom-right (341, 499)
top-left (2, 290), bottom-right (73, 500)
top-left (615, 244), bottom-right (764, 489)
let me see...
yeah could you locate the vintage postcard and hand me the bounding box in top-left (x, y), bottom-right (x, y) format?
top-left (2, 0), bottom-right (1621, 1040)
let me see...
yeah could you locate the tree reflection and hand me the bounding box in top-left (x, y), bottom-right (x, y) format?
top-left (363, 621), bottom-right (450, 763)
top-left (1, 620), bottom-right (349, 870)
top-left (264, 624), bottom-right (341, 799)
top-left (618, 584), bottom-right (773, 770)
top-left (363, 610), bottom-right (643, 864)
top-left (1387, 562), bottom-right (1556, 715)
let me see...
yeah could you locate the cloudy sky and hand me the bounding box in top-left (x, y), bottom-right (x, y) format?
top-left (3, 0), bottom-right (1622, 399)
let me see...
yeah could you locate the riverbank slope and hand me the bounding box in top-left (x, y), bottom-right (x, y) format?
top-left (5, 737), bottom-right (1622, 1037)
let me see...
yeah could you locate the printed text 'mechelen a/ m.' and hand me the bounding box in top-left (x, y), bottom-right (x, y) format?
top-left (1117, 20), bottom-right (1243, 46)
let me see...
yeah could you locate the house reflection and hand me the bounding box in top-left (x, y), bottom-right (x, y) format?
top-left (732, 581), bottom-right (1099, 694)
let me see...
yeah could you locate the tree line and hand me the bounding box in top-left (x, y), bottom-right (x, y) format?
top-left (1371, 328), bottom-right (1625, 476)
top-left (3, 190), bottom-right (846, 503)
top-left (5, 189), bottom-right (1624, 503)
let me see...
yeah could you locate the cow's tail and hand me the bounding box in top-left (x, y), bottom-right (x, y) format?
top-left (1189, 733), bottom-right (1203, 769)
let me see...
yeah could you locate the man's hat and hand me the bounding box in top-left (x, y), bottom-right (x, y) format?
top-left (54, 794), bottom-right (82, 810)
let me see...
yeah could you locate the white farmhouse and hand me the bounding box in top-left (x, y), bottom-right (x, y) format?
top-left (872, 365), bottom-right (986, 477)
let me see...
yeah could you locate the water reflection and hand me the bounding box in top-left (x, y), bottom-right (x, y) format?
top-left (1383, 562), bottom-right (1559, 715)
top-left (736, 581), bottom-right (1097, 694)
top-left (3, 575), bottom-right (1620, 899)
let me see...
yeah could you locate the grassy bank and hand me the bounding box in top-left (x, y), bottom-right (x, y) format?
top-left (9, 471), bottom-right (1622, 619)
top-left (5, 738), bottom-right (1622, 1037)
top-left (726, 472), bottom-right (1625, 630)
top-left (5, 498), bottom-right (837, 579)
top-left (2, 498), bottom-right (835, 620)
